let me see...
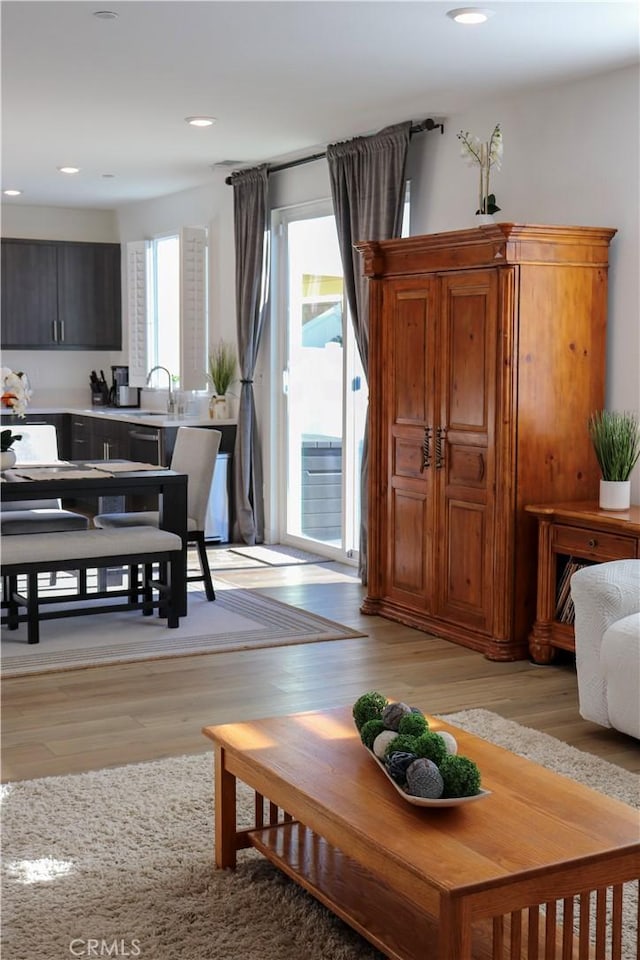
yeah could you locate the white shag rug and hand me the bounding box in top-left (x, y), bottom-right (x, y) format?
top-left (2, 710), bottom-right (638, 960)
top-left (1, 579), bottom-right (363, 677)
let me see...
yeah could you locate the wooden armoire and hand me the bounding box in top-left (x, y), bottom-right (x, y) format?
top-left (357, 223), bottom-right (616, 660)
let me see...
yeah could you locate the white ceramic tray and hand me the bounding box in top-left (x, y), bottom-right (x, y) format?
top-left (370, 751), bottom-right (491, 807)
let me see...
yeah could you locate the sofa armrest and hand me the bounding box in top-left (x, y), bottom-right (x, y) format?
top-left (570, 559), bottom-right (640, 727)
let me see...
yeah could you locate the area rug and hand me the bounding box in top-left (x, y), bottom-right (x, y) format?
top-left (2, 711), bottom-right (638, 960)
top-left (1, 580), bottom-right (364, 678)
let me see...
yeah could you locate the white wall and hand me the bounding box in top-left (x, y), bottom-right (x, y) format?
top-left (2, 64), bottom-right (638, 495)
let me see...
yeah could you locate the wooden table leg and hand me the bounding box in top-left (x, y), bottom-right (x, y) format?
top-left (214, 746), bottom-right (237, 869)
top-left (439, 894), bottom-right (473, 960)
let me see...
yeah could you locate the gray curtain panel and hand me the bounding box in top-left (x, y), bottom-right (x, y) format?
top-left (230, 165), bottom-right (270, 544)
top-left (327, 121), bottom-right (412, 582)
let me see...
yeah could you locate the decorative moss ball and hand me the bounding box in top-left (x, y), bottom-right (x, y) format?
top-left (372, 730), bottom-right (399, 759)
top-left (438, 731), bottom-right (458, 755)
top-left (397, 712), bottom-right (428, 737)
top-left (360, 718), bottom-right (386, 749)
top-left (385, 751), bottom-right (418, 785)
top-left (439, 755), bottom-right (481, 798)
top-left (381, 701), bottom-right (413, 731)
top-left (406, 758), bottom-right (444, 799)
top-left (383, 733), bottom-right (420, 759)
top-left (352, 691), bottom-right (388, 731)
top-left (414, 731), bottom-right (448, 765)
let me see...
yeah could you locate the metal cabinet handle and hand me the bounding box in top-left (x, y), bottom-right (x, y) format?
top-left (51, 320), bottom-right (58, 342)
top-left (420, 427), bottom-right (432, 472)
top-left (58, 320), bottom-right (65, 342)
top-left (129, 430), bottom-right (160, 441)
top-left (435, 427), bottom-right (447, 469)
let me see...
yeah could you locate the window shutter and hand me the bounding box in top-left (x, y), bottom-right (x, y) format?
top-left (126, 240), bottom-right (150, 388)
top-left (180, 226), bottom-right (208, 390)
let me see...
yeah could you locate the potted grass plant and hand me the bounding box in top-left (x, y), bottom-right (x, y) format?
top-left (206, 340), bottom-right (238, 420)
top-left (588, 410), bottom-right (640, 510)
top-left (1, 428), bottom-right (22, 470)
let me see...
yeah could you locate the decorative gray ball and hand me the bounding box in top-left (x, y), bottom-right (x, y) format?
top-left (381, 701), bottom-right (413, 731)
top-left (372, 730), bottom-right (398, 759)
top-left (438, 730), bottom-right (458, 755)
top-left (406, 758), bottom-right (445, 799)
top-left (385, 751), bottom-right (418, 784)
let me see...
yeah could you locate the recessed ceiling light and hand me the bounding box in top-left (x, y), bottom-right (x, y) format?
top-left (185, 116), bottom-right (216, 127)
top-left (93, 10), bottom-right (119, 19)
top-left (57, 166), bottom-right (80, 174)
top-left (447, 7), bottom-right (495, 24)
top-left (3, 189), bottom-right (23, 197)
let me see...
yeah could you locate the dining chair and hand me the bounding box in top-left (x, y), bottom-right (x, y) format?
top-left (1, 425), bottom-right (89, 535)
top-left (93, 427), bottom-right (222, 600)
top-left (1, 424), bottom-right (90, 599)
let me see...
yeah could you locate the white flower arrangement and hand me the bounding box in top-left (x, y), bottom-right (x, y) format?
top-left (1, 367), bottom-right (32, 417)
top-left (457, 123), bottom-right (503, 216)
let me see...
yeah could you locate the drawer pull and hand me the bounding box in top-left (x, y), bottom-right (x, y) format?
top-left (588, 538), bottom-right (597, 548)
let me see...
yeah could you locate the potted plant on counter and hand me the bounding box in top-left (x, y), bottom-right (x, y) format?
top-left (1, 429), bottom-right (22, 470)
top-left (588, 409), bottom-right (640, 510)
top-left (207, 340), bottom-right (238, 420)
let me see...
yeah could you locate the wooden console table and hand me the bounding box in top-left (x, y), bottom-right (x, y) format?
top-left (526, 501), bottom-right (640, 664)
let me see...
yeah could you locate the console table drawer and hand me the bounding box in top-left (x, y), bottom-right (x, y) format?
top-left (552, 524), bottom-right (636, 560)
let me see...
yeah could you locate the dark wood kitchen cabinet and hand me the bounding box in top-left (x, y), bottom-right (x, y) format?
top-left (1, 238), bottom-right (121, 349)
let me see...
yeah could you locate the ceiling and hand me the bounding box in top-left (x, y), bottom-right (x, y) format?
top-left (1, 1), bottom-right (638, 210)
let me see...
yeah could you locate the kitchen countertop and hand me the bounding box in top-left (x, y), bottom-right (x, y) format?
top-left (6, 407), bottom-right (235, 428)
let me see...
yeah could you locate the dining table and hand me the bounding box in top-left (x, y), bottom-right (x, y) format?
top-left (1, 460), bottom-right (189, 616)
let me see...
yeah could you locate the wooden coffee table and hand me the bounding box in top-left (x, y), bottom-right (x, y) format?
top-left (202, 707), bottom-right (639, 960)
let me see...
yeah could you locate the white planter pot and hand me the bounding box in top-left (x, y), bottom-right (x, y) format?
top-left (0, 449), bottom-right (16, 470)
top-left (208, 396), bottom-right (228, 421)
top-left (599, 479), bottom-right (631, 511)
top-left (475, 214), bottom-right (495, 226)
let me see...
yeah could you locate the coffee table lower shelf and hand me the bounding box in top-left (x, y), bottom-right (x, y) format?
top-left (249, 821), bottom-right (432, 960)
top-left (248, 821), bottom-right (590, 960)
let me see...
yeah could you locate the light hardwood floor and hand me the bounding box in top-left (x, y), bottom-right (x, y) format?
top-left (2, 558), bottom-right (638, 782)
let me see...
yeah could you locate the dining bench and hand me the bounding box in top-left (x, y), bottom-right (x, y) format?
top-left (2, 526), bottom-right (184, 644)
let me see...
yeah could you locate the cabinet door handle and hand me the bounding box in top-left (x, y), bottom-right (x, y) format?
top-left (420, 427), bottom-right (432, 472)
top-left (129, 430), bottom-right (160, 441)
top-left (588, 538), bottom-right (598, 548)
top-left (51, 320), bottom-right (58, 342)
top-left (435, 427), bottom-right (447, 469)
top-left (58, 320), bottom-right (65, 342)
top-left (103, 441), bottom-right (110, 459)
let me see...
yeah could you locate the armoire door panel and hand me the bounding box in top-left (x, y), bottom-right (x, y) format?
top-left (394, 435), bottom-right (425, 479)
top-left (447, 444), bottom-right (487, 487)
top-left (440, 273), bottom-right (497, 434)
top-left (389, 488), bottom-right (429, 602)
top-left (437, 499), bottom-right (492, 627)
top-left (393, 290), bottom-right (430, 424)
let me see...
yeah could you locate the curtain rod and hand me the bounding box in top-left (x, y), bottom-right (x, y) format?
top-left (224, 117), bottom-right (444, 185)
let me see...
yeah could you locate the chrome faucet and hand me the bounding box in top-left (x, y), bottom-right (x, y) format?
top-left (146, 365), bottom-right (175, 414)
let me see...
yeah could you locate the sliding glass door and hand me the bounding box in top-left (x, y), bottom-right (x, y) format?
top-left (273, 200), bottom-right (367, 562)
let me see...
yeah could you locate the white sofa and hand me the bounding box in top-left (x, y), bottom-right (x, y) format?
top-left (570, 559), bottom-right (640, 739)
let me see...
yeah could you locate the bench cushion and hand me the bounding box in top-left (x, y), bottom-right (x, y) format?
top-left (2, 526), bottom-right (182, 566)
top-left (1, 508), bottom-right (89, 535)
